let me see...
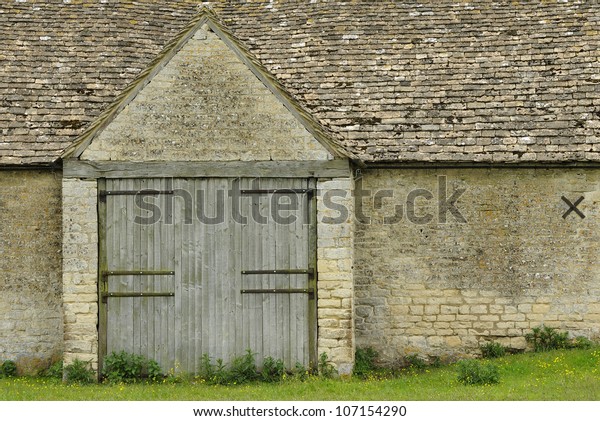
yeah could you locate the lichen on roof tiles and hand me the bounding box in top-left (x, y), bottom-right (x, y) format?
top-left (1, 0), bottom-right (599, 166)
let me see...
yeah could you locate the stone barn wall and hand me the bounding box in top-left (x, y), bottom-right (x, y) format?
top-left (0, 170), bottom-right (63, 374)
top-left (355, 167), bottom-right (600, 364)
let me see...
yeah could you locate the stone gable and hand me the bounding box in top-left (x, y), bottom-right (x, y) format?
top-left (81, 24), bottom-right (332, 162)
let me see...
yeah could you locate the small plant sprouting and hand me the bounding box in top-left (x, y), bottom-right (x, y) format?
top-left (42, 360), bottom-right (64, 379)
top-left (197, 351), bottom-right (297, 385)
top-left (571, 336), bottom-right (594, 349)
top-left (0, 360), bottom-right (17, 378)
top-left (318, 352), bottom-right (336, 378)
top-left (261, 356), bottom-right (285, 383)
top-left (213, 359), bottom-right (229, 385)
top-left (456, 359), bottom-right (500, 386)
top-left (525, 326), bottom-right (597, 352)
top-left (64, 359), bottom-right (95, 384)
top-left (430, 356), bottom-right (442, 368)
top-left (353, 347), bottom-right (379, 378)
top-left (404, 353), bottom-right (427, 371)
top-left (480, 341), bottom-right (506, 359)
top-left (228, 349), bottom-right (259, 384)
top-left (292, 362), bottom-right (309, 381)
top-left (525, 326), bottom-right (570, 352)
top-left (101, 351), bottom-right (162, 383)
top-left (146, 359), bottom-right (162, 382)
top-left (198, 353), bottom-right (214, 381)
top-left (196, 355), bottom-right (230, 385)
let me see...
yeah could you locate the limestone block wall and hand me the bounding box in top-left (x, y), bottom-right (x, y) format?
top-left (355, 168), bottom-right (600, 363)
top-left (0, 170), bottom-right (63, 374)
top-left (62, 178), bottom-right (98, 370)
top-left (317, 177), bottom-right (355, 375)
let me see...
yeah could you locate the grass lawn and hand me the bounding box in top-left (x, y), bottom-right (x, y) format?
top-left (1, 348), bottom-right (600, 401)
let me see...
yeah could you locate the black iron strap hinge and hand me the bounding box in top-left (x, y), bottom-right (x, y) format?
top-left (100, 270), bottom-right (176, 303)
top-left (102, 270), bottom-right (175, 277)
top-left (240, 188), bottom-right (315, 197)
top-left (241, 269), bottom-right (311, 275)
top-left (101, 291), bottom-right (175, 303)
top-left (100, 190), bottom-right (174, 196)
top-left (99, 189), bottom-right (174, 202)
top-left (240, 268), bottom-right (316, 298)
top-left (241, 288), bottom-right (314, 298)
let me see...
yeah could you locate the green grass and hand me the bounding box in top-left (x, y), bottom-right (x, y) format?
top-left (2, 348), bottom-right (600, 400)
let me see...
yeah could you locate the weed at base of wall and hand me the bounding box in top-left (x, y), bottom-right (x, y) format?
top-left (525, 326), bottom-right (595, 352)
top-left (456, 359), bottom-right (500, 386)
top-left (102, 351), bottom-right (161, 384)
top-left (0, 360), bottom-right (17, 378)
top-left (480, 342), bottom-right (507, 359)
top-left (196, 350), bottom-right (317, 385)
top-left (64, 359), bottom-right (95, 385)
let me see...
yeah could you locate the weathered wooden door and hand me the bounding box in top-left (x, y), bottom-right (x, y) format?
top-left (99, 179), bottom-right (177, 370)
top-left (237, 178), bottom-right (316, 370)
top-left (99, 178), bottom-right (316, 374)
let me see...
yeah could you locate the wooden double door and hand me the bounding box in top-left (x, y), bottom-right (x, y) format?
top-left (98, 177), bottom-right (316, 373)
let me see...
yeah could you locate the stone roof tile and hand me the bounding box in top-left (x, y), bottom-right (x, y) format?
top-left (1, 0), bottom-right (599, 165)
